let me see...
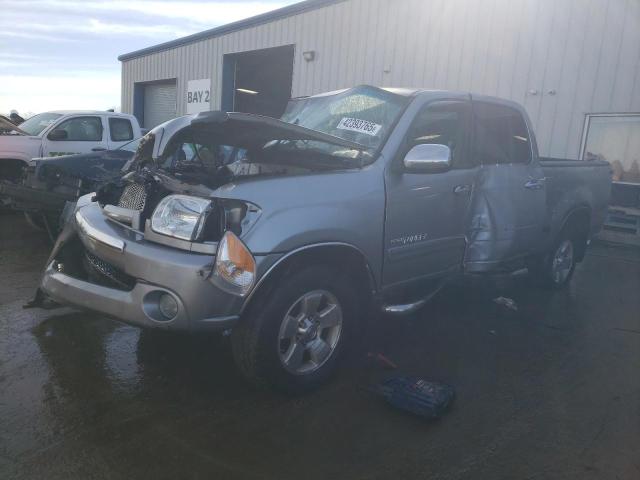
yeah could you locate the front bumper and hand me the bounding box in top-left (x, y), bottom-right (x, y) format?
top-left (41, 201), bottom-right (279, 332)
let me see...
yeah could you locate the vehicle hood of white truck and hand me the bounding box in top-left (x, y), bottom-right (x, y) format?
top-left (0, 133), bottom-right (41, 160)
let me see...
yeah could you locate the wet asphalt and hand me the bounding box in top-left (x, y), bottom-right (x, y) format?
top-left (1, 211), bottom-right (639, 480)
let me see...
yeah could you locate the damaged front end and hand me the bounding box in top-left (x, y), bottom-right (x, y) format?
top-left (32, 110), bottom-right (368, 330)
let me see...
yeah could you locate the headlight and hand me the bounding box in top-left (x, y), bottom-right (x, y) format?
top-left (214, 231), bottom-right (256, 296)
top-left (151, 194), bottom-right (211, 241)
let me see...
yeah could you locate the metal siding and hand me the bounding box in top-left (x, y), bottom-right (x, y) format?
top-left (121, 0), bottom-right (639, 159)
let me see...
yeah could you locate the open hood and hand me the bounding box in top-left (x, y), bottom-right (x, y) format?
top-left (153, 111), bottom-right (370, 159)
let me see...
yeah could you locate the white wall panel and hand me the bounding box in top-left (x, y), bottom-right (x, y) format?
top-left (121, 0), bottom-right (640, 159)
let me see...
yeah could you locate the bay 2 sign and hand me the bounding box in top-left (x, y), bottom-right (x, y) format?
top-left (187, 79), bottom-right (211, 114)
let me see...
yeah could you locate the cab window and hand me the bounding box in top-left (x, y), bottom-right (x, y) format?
top-left (473, 102), bottom-right (532, 164)
top-left (109, 118), bottom-right (134, 142)
top-left (53, 116), bottom-right (103, 141)
top-left (405, 100), bottom-right (473, 169)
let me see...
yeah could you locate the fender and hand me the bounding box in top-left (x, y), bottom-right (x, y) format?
top-left (241, 242), bottom-right (378, 314)
top-left (557, 204), bottom-right (591, 237)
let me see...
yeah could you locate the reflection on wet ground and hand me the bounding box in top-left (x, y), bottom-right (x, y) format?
top-left (1, 211), bottom-right (639, 479)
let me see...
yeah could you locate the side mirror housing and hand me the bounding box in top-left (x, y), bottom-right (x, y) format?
top-left (48, 129), bottom-right (68, 141)
top-left (403, 144), bottom-right (451, 173)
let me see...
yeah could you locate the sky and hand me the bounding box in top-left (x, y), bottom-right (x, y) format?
top-left (0, 0), bottom-right (297, 116)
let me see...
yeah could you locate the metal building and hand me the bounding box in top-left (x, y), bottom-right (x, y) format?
top-left (119, 0), bottom-right (640, 169)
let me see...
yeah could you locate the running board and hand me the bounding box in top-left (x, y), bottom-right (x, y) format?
top-left (381, 285), bottom-right (444, 316)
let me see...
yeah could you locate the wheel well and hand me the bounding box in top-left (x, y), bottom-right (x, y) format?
top-left (561, 207), bottom-right (591, 261)
top-left (242, 245), bottom-right (377, 315)
top-left (0, 158), bottom-right (28, 182)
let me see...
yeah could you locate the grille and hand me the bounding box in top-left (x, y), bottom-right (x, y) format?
top-left (117, 183), bottom-right (147, 211)
top-left (83, 251), bottom-right (135, 290)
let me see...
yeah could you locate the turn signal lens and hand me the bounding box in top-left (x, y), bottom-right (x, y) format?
top-left (214, 231), bottom-right (256, 295)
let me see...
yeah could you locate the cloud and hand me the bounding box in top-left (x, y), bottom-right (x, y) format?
top-left (13, 17), bottom-right (194, 38)
top-left (3, 1), bottom-right (291, 27)
top-left (85, 18), bottom-right (193, 38)
top-left (0, 53), bottom-right (49, 60)
top-left (0, 72), bottom-right (121, 112)
top-left (0, 0), bottom-right (297, 112)
top-left (0, 30), bottom-right (73, 42)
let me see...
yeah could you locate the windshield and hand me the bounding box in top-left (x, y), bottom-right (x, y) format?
top-left (118, 137), bottom-right (141, 152)
top-left (18, 112), bottom-right (62, 136)
top-left (280, 86), bottom-right (409, 151)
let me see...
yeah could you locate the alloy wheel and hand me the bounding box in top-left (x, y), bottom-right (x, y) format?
top-left (277, 289), bottom-right (343, 375)
top-left (551, 239), bottom-right (574, 285)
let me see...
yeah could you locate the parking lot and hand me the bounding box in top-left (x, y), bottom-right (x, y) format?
top-left (0, 210), bottom-right (639, 480)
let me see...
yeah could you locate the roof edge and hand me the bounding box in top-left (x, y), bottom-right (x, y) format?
top-left (118, 0), bottom-right (346, 62)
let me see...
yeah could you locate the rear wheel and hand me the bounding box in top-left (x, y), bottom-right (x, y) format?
top-left (530, 231), bottom-right (576, 289)
top-left (231, 265), bottom-right (358, 394)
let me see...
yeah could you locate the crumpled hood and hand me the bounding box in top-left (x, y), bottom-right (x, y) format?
top-left (151, 110), bottom-right (370, 160)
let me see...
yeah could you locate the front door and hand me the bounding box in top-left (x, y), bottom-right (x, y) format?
top-left (42, 115), bottom-right (107, 157)
top-left (383, 99), bottom-right (477, 287)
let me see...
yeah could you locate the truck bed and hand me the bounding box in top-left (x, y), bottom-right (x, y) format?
top-left (539, 158), bottom-right (611, 240)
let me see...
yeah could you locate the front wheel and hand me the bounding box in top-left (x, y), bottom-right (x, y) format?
top-left (231, 265), bottom-right (358, 394)
top-left (530, 232), bottom-right (576, 289)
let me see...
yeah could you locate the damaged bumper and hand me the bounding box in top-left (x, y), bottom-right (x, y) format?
top-left (40, 200), bottom-right (277, 332)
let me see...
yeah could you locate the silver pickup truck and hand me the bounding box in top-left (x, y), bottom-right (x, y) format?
top-left (37, 86), bottom-right (611, 392)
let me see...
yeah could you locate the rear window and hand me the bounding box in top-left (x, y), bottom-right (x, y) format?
top-left (109, 118), bottom-right (134, 142)
top-left (474, 102), bottom-right (531, 164)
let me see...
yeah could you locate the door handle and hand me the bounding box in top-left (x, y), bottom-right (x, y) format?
top-left (91, 147), bottom-right (107, 152)
top-left (524, 178), bottom-right (545, 190)
top-left (453, 184), bottom-right (471, 194)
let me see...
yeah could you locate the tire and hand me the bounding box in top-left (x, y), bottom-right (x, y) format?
top-left (530, 230), bottom-right (577, 289)
top-left (231, 265), bottom-right (358, 394)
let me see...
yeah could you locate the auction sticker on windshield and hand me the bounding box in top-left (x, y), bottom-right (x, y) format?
top-left (336, 117), bottom-right (382, 136)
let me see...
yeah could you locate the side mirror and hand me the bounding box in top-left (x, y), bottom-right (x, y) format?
top-left (48, 129), bottom-right (68, 141)
top-left (403, 144), bottom-right (451, 173)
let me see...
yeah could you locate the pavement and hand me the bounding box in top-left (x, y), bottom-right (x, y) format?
top-left (1, 211), bottom-right (639, 480)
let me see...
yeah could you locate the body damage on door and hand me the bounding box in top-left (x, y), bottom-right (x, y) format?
top-left (464, 166), bottom-right (524, 270)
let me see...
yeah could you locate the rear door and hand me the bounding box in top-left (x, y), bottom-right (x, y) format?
top-left (470, 101), bottom-right (546, 259)
top-left (383, 99), bottom-right (478, 287)
top-left (42, 115), bottom-right (107, 157)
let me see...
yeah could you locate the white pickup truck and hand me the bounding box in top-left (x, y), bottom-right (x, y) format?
top-left (0, 111), bottom-right (141, 183)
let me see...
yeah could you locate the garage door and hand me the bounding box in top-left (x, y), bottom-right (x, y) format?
top-left (143, 81), bottom-right (176, 129)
